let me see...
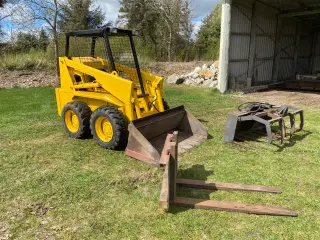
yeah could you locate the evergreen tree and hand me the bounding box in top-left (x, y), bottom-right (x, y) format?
top-left (0, 0), bottom-right (6, 8)
top-left (38, 29), bottom-right (50, 52)
top-left (14, 32), bottom-right (38, 52)
top-left (119, 0), bottom-right (193, 61)
top-left (119, 0), bottom-right (159, 44)
top-left (59, 0), bottom-right (105, 32)
top-left (13, 30), bottom-right (50, 52)
top-left (195, 4), bottom-right (221, 60)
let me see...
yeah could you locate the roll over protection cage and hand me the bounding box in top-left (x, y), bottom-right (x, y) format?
top-left (64, 27), bottom-right (146, 96)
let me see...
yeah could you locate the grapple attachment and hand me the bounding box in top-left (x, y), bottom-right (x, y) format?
top-left (125, 106), bottom-right (208, 166)
top-left (224, 102), bottom-right (304, 146)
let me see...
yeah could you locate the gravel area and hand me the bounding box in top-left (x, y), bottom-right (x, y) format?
top-left (2, 65), bottom-right (320, 108)
top-left (0, 62), bottom-right (210, 89)
top-left (0, 71), bottom-right (57, 89)
top-left (246, 89), bottom-right (320, 108)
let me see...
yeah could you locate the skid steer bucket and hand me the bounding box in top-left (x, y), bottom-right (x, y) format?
top-left (125, 106), bottom-right (208, 166)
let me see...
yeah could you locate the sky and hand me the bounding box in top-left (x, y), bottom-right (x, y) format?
top-left (1, 0), bottom-right (220, 41)
top-left (93, 0), bottom-right (220, 36)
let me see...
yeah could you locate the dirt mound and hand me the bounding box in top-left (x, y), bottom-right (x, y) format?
top-left (0, 71), bottom-right (57, 89)
top-left (146, 61), bottom-right (213, 77)
top-left (0, 62), bottom-right (211, 89)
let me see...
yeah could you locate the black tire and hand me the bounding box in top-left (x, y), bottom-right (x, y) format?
top-left (162, 98), bottom-right (170, 110)
top-left (90, 106), bottom-right (127, 150)
top-left (62, 101), bottom-right (91, 139)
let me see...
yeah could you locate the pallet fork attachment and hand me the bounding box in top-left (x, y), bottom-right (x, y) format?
top-left (159, 132), bottom-right (298, 217)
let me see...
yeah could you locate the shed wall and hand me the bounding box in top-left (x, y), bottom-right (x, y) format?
top-left (313, 33), bottom-right (320, 73)
top-left (228, 0), bottom-right (316, 90)
top-left (229, 3), bottom-right (252, 87)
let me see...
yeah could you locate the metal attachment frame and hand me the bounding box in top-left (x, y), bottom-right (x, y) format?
top-left (224, 105), bottom-right (304, 146)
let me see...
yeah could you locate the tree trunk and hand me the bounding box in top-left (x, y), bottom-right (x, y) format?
top-left (184, 41), bottom-right (190, 62)
top-left (168, 28), bottom-right (172, 62)
top-left (53, 31), bottom-right (60, 86)
top-left (53, 0), bottom-right (59, 86)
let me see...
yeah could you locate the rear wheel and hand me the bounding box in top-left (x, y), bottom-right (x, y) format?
top-left (90, 106), bottom-right (127, 149)
top-left (62, 102), bottom-right (91, 139)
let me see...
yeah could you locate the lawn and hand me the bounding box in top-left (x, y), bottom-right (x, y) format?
top-left (0, 85), bottom-right (319, 239)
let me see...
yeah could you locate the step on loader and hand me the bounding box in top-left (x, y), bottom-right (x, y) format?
top-left (55, 27), bottom-right (208, 166)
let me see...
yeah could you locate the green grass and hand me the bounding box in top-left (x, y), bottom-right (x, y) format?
top-left (0, 86), bottom-right (319, 239)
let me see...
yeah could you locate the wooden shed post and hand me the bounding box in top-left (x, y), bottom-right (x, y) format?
top-left (272, 16), bottom-right (283, 83)
top-left (218, 0), bottom-right (232, 93)
top-left (247, 0), bottom-right (257, 87)
top-left (292, 21), bottom-right (302, 78)
top-left (310, 32), bottom-right (318, 74)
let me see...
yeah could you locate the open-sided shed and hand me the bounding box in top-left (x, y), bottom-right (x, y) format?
top-left (218, 0), bottom-right (320, 93)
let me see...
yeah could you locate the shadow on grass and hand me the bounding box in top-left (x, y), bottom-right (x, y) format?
top-left (198, 118), bottom-right (209, 123)
top-left (177, 164), bottom-right (214, 181)
top-left (233, 125), bottom-right (312, 152)
top-left (273, 130), bottom-right (312, 152)
top-left (169, 164), bottom-right (216, 214)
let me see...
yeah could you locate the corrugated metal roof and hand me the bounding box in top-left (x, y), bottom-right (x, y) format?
top-left (299, 14), bottom-right (320, 25)
top-left (258, 0), bottom-right (320, 11)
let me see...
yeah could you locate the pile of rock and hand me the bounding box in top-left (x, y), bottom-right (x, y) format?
top-left (166, 62), bottom-right (219, 88)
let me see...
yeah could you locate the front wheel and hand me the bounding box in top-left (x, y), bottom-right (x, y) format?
top-left (90, 106), bottom-right (127, 150)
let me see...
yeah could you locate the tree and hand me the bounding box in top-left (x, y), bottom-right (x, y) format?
top-left (180, 0), bottom-right (194, 61)
top-left (0, 0), bottom-right (5, 36)
top-left (14, 32), bottom-right (38, 52)
top-left (119, 0), bottom-right (160, 52)
top-left (14, 0), bottom-right (63, 79)
top-left (58, 0), bottom-right (105, 32)
top-left (151, 0), bottom-right (182, 61)
top-left (119, 0), bottom-right (193, 62)
top-left (195, 4), bottom-right (221, 60)
top-left (38, 29), bottom-right (50, 52)
top-left (119, 0), bottom-right (161, 61)
top-left (12, 30), bottom-right (50, 53)
top-left (0, 0), bottom-right (6, 8)
top-left (0, 0), bottom-right (11, 38)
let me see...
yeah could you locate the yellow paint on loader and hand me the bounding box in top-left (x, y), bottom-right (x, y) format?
top-left (56, 27), bottom-right (207, 162)
top-left (56, 57), bottom-right (165, 121)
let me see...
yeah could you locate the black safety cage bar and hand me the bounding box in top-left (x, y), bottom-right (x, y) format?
top-left (64, 27), bottom-right (145, 95)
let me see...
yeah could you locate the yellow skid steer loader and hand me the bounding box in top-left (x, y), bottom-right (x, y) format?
top-left (55, 27), bottom-right (208, 166)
